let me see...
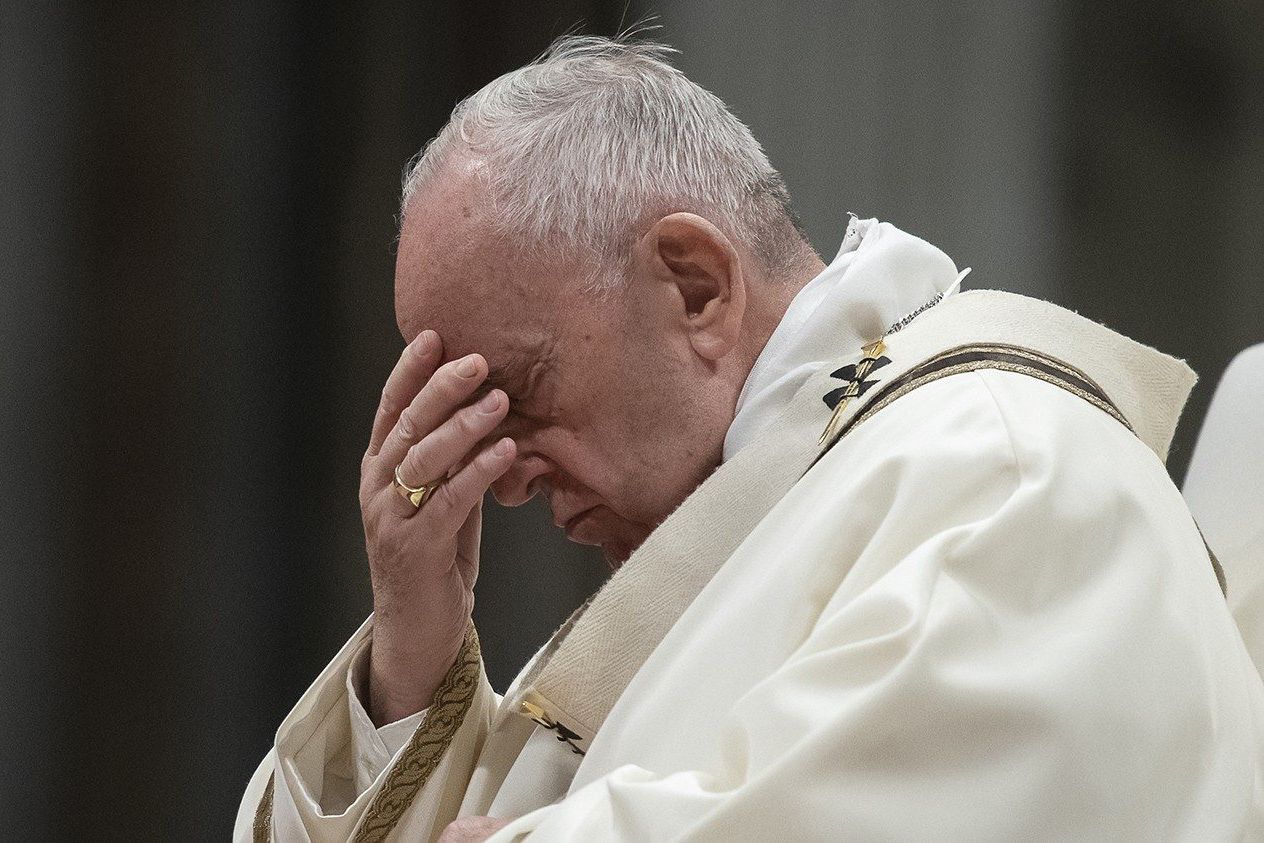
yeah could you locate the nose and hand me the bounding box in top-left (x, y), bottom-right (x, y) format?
top-left (490, 452), bottom-right (551, 507)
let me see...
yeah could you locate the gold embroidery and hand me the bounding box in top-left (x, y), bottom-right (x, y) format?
top-left (253, 773), bottom-right (275, 843)
top-left (251, 623), bottom-right (482, 842)
top-left (353, 623), bottom-right (481, 842)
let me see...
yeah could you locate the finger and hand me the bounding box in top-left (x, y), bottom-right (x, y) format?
top-left (421, 438), bottom-right (516, 532)
top-left (367, 330), bottom-right (442, 457)
top-left (375, 353), bottom-right (488, 483)
top-left (396, 389), bottom-right (509, 489)
top-left (438, 816), bottom-right (511, 843)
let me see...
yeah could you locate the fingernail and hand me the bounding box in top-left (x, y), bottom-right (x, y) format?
top-left (457, 355), bottom-right (478, 377)
top-left (419, 329), bottom-right (436, 351)
top-left (494, 438), bottom-right (514, 456)
top-left (478, 391), bottom-right (501, 413)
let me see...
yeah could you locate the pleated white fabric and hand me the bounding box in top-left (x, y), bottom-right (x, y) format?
top-left (1185, 343), bottom-right (1264, 676)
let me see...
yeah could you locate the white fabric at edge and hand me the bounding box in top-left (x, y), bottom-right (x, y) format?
top-left (345, 644), bottom-right (426, 797)
top-left (724, 216), bottom-right (968, 459)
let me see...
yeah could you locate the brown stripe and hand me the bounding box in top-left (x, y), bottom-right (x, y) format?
top-left (1196, 525), bottom-right (1229, 597)
top-left (811, 343), bottom-right (1225, 597)
top-left (852, 357), bottom-right (1129, 437)
top-left (923, 348), bottom-right (1116, 410)
top-left (823, 342), bottom-right (1132, 454)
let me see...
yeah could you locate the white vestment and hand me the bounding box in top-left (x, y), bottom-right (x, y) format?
top-left (236, 220), bottom-right (1264, 841)
top-left (1184, 343), bottom-right (1264, 677)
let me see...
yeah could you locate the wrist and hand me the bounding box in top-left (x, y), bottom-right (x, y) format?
top-left (367, 620), bottom-right (465, 726)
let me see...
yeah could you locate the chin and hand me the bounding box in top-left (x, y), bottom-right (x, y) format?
top-left (571, 513), bottom-right (656, 572)
top-left (601, 544), bottom-right (632, 572)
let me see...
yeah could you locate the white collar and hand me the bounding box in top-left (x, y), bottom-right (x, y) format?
top-left (724, 217), bottom-right (969, 460)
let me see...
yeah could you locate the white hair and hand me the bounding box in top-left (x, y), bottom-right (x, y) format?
top-left (401, 34), bottom-right (810, 289)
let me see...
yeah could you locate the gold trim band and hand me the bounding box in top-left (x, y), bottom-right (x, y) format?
top-left (252, 774), bottom-right (275, 843)
top-left (252, 623), bottom-right (482, 842)
top-left (353, 623), bottom-right (481, 842)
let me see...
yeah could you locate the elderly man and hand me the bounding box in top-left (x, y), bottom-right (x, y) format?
top-left (236, 37), bottom-right (1264, 841)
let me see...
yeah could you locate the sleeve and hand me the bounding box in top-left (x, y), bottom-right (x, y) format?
top-left (345, 642), bottom-right (427, 795)
top-left (487, 370), bottom-right (1262, 841)
top-left (234, 616), bottom-right (498, 842)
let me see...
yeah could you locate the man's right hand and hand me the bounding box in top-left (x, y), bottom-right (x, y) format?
top-left (359, 329), bottom-right (516, 726)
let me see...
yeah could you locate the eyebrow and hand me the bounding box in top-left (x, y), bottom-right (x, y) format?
top-left (475, 357), bottom-right (532, 399)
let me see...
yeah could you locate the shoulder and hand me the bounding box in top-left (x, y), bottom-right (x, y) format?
top-left (820, 364), bottom-right (1168, 498)
top-left (822, 364), bottom-right (1214, 586)
top-left (797, 366), bottom-right (1221, 618)
top-left (807, 365), bottom-right (1195, 571)
top-left (967, 366), bottom-right (1171, 498)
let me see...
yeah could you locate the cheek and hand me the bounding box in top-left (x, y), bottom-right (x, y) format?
top-left (521, 422), bottom-right (639, 508)
top-left (546, 347), bottom-right (709, 512)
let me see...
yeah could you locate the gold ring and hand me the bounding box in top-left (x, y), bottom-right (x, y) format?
top-left (393, 464), bottom-right (439, 509)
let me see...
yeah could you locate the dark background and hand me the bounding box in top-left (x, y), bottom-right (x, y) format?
top-left (3, 1), bottom-right (1261, 838)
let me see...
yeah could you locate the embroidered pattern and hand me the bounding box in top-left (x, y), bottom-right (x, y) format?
top-left (817, 343), bottom-right (1132, 457)
top-left (866, 344), bottom-right (1128, 433)
top-left (252, 623), bottom-right (482, 842)
top-left (252, 774), bottom-right (275, 843)
top-left (354, 623), bottom-right (482, 841)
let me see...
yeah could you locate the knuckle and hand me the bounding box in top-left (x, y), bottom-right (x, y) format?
top-left (432, 379), bottom-right (457, 405)
top-left (434, 478), bottom-right (463, 513)
top-left (364, 492), bottom-right (380, 518)
top-left (441, 817), bottom-right (506, 841)
top-left (438, 364), bottom-right (469, 397)
top-left (359, 471), bottom-right (378, 500)
top-left (477, 446), bottom-right (504, 473)
top-left (457, 404), bottom-right (484, 435)
top-left (400, 452), bottom-right (424, 485)
top-left (396, 408), bottom-right (416, 439)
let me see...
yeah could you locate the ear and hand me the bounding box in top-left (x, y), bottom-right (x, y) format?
top-left (634, 212), bottom-right (747, 361)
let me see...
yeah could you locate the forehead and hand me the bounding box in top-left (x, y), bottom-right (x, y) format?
top-left (478, 342), bottom-right (554, 399)
top-left (393, 179), bottom-right (574, 378)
